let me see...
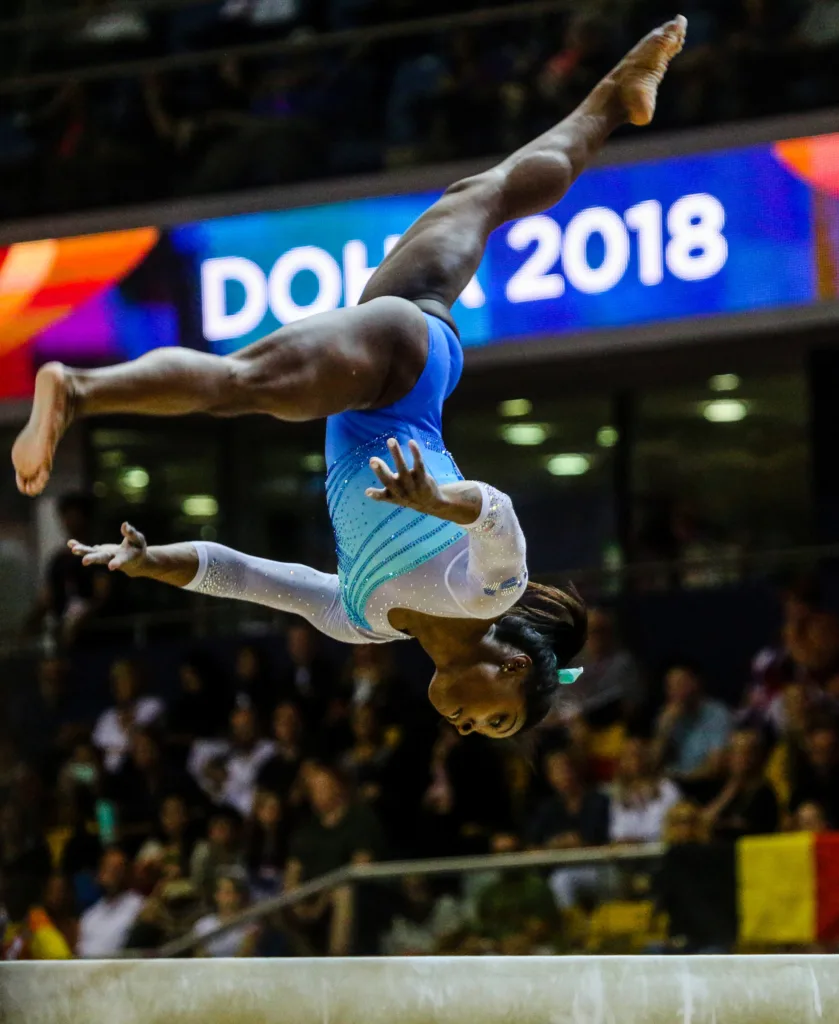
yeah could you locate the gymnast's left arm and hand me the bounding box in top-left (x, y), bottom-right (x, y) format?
top-left (447, 483), bottom-right (529, 616)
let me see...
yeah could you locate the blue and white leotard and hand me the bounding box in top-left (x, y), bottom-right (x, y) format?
top-left (184, 314), bottom-right (528, 643)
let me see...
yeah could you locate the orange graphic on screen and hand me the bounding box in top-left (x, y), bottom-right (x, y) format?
top-left (0, 226), bottom-right (159, 357)
top-left (773, 133), bottom-right (839, 196)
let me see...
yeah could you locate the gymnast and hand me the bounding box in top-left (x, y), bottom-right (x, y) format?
top-left (12, 17), bottom-right (686, 739)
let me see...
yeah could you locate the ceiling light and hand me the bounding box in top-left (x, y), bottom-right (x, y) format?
top-left (182, 495), bottom-right (219, 517)
top-left (498, 398), bottom-right (533, 418)
top-left (547, 454), bottom-right (590, 476)
top-left (500, 423), bottom-right (549, 446)
top-left (596, 426), bottom-right (619, 448)
top-left (708, 373), bottom-right (741, 392)
top-left (119, 466), bottom-right (149, 491)
top-left (703, 399), bottom-right (747, 423)
top-left (301, 453), bottom-right (326, 472)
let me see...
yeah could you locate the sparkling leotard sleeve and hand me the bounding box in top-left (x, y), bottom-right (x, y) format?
top-left (445, 483), bottom-right (528, 617)
top-left (182, 542), bottom-right (381, 644)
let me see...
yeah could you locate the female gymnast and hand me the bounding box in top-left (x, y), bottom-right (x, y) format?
top-left (12, 18), bottom-right (686, 740)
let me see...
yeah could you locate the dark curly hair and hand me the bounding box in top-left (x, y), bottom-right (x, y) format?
top-left (493, 581), bottom-right (588, 732)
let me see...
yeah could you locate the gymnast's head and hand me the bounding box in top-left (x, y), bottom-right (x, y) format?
top-left (427, 582), bottom-right (587, 740)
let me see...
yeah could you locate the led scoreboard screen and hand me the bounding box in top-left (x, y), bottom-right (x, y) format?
top-left (2, 132), bottom-right (838, 397)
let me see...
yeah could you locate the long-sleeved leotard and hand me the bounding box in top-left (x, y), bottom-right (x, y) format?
top-left (183, 483), bottom-right (527, 644)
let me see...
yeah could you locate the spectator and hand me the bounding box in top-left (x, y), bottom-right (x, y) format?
top-left (105, 730), bottom-right (196, 844)
top-left (192, 870), bottom-right (258, 957)
top-left (41, 874), bottom-right (80, 953)
top-left (284, 763), bottom-right (385, 955)
top-left (700, 728), bottom-right (778, 841)
top-left (339, 703), bottom-right (399, 805)
top-left (525, 749), bottom-right (609, 910)
top-left (286, 764), bottom-right (385, 883)
top-left (789, 724), bottom-right (839, 827)
top-left (189, 706), bottom-right (276, 817)
top-left (574, 607), bottom-right (645, 719)
top-left (24, 493), bottom-right (116, 647)
top-left (77, 848), bottom-right (144, 957)
top-left (166, 652), bottom-right (233, 755)
top-left (190, 808), bottom-right (246, 907)
top-left (608, 737), bottom-right (681, 844)
top-left (56, 740), bottom-right (102, 802)
top-left (256, 702), bottom-right (308, 800)
top-left (92, 658), bottom-right (164, 774)
top-left (135, 794), bottom-right (195, 883)
top-left (652, 661), bottom-right (732, 789)
top-left (50, 788), bottom-right (103, 885)
top-left (793, 800), bottom-right (829, 832)
top-left (419, 725), bottom-right (514, 857)
top-left (781, 580), bottom-right (839, 681)
top-left (379, 874), bottom-right (466, 956)
top-left (276, 624), bottom-right (336, 728)
top-left (764, 683), bottom-right (822, 812)
top-left (525, 749), bottom-right (609, 850)
top-left (1, 875), bottom-right (73, 961)
top-left (245, 790), bottom-right (288, 899)
top-left (232, 643), bottom-right (276, 722)
top-left (653, 799), bottom-right (737, 953)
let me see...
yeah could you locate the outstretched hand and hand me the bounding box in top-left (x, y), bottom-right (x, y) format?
top-left (365, 438), bottom-right (446, 516)
top-left (69, 522), bottom-right (149, 576)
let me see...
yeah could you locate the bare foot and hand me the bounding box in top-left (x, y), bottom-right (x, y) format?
top-left (12, 363), bottom-right (74, 497)
top-left (613, 16), bottom-right (687, 127)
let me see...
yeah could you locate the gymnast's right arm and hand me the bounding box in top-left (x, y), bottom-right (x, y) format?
top-left (68, 522), bottom-right (372, 644)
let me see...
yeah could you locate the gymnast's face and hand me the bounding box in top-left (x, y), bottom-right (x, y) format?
top-left (428, 652), bottom-right (532, 739)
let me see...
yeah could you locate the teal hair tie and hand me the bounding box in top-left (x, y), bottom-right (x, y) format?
top-left (557, 667), bottom-right (583, 685)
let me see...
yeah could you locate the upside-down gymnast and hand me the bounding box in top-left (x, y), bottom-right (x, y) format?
top-left (12, 18), bottom-right (686, 740)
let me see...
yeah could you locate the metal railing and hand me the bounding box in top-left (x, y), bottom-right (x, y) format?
top-left (152, 842), bottom-right (662, 958)
top-left (0, 0), bottom-right (572, 93)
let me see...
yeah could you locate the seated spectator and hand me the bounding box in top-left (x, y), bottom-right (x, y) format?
top-left (654, 800), bottom-right (737, 954)
top-left (41, 874), bottom-right (80, 953)
top-left (700, 728), bottom-right (778, 841)
top-left (794, 800), bottom-right (829, 832)
top-left (256, 702), bottom-right (308, 801)
top-left (189, 706), bottom-right (276, 817)
top-left (232, 643), bottom-right (277, 723)
top-left (1, 875), bottom-right (72, 961)
top-left (609, 737), bottom-right (681, 844)
top-left (525, 749), bottom-right (609, 851)
top-left (472, 835), bottom-right (562, 955)
top-left (190, 808), bottom-right (246, 907)
top-left (92, 658), bottom-right (164, 774)
top-left (284, 763), bottom-right (385, 955)
top-left (339, 704), bottom-right (398, 805)
top-left (105, 730), bottom-right (196, 845)
top-left (573, 607), bottom-right (645, 721)
top-left (135, 794), bottom-right (195, 883)
top-left (77, 848), bottom-right (144, 958)
top-left (379, 874), bottom-right (466, 956)
top-left (0, 800), bottom-right (52, 887)
top-left (166, 652), bottom-right (233, 755)
top-left (56, 740), bottom-right (102, 803)
top-left (764, 683), bottom-right (823, 812)
top-left (50, 788), bottom-right (103, 885)
top-left (245, 790), bottom-right (288, 899)
top-left (525, 749), bottom-right (609, 910)
top-left (781, 578), bottom-right (839, 682)
top-left (274, 623), bottom-right (339, 732)
top-left (652, 661), bottom-right (732, 790)
top-left (789, 723), bottom-right (839, 827)
top-left (23, 493), bottom-right (116, 648)
top-left (419, 724), bottom-right (514, 857)
top-left (192, 870), bottom-right (258, 957)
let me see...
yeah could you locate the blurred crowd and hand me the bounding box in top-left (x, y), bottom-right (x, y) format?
top-left (4, 497), bottom-right (839, 961)
top-left (1, 0), bottom-right (839, 217)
